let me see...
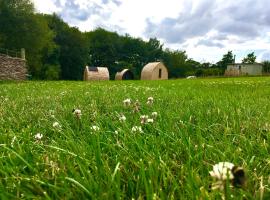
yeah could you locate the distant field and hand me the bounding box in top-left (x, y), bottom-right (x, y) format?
top-left (0, 77), bottom-right (270, 199)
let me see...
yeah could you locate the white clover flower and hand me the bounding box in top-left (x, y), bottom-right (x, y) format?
top-left (209, 162), bottom-right (246, 191)
top-left (133, 100), bottom-right (140, 113)
top-left (119, 115), bottom-right (126, 122)
top-left (179, 120), bottom-right (184, 125)
top-left (53, 122), bottom-right (61, 128)
top-left (209, 162), bottom-right (234, 181)
top-left (147, 97), bottom-right (154, 105)
top-left (50, 111), bottom-right (56, 117)
top-left (147, 118), bottom-right (154, 123)
top-left (34, 133), bottom-right (43, 140)
top-left (131, 126), bottom-right (143, 133)
top-left (148, 97), bottom-right (154, 102)
top-left (151, 112), bottom-right (158, 118)
top-left (209, 162), bottom-right (234, 190)
top-left (140, 115), bottom-right (149, 124)
top-left (90, 125), bottom-right (100, 131)
top-left (261, 123), bottom-right (270, 132)
top-left (123, 98), bottom-right (131, 106)
top-left (73, 109), bottom-right (82, 119)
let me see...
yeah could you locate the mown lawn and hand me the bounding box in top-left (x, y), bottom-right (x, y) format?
top-left (0, 77), bottom-right (270, 199)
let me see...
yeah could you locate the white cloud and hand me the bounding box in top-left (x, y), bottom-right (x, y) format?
top-left (108, 0), bottom-right (182, 37)
top-left (70, 0), bottom-right (182, 37)
top-left (32, 0), bottom-right (270, 62)
top-left (33, 0), bottom-right (61, 13)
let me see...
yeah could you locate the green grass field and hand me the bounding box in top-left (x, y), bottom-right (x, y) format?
top-left (0, 77), bottom-right (270, 199)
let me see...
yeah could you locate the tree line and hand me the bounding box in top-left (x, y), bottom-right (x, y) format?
top-left (0, 0), bottom-right (269, 80)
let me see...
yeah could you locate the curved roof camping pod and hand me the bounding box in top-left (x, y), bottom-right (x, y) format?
top-left (141, 62), bottom-right (168, 80)
top-left (83, 66), bottom-right (109, 81)
top-left (115, 69), bottom-right (134, 80)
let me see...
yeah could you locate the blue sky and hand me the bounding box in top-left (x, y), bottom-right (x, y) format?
top-left (33, 0), bottom-right (270, 63)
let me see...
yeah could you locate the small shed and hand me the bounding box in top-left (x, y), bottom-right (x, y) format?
top-left (115, 69), bottom-right (134, 80)
top-left (141, 62), bottom-right (168, 80)
top-left (83, 66), bottom-right (109, 81)
top-left (225, 63), bottom-right (263, 76)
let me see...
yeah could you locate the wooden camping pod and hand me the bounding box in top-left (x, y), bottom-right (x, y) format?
top-left (115, 69), bottom-right (134, 80)
top-left (141, 62), bottom-right (168, 80)
top-left (83, 66), bottom-right (109, 81)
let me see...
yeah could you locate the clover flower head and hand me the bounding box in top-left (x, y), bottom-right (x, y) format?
top-left (34, 133), bottom-right (43, 140)
top-left (73, 109), bottom-right (82, 119)
top-left (209, 162), bottom-right (246, 191)
top-left (53, 122), bottom-right (61, 128)
top-left (147, 118), bottom-right (154, 123)
top-left (119, 115), bottom-right (126, 122)
top-left (123, 98), bottom-right (131, 106)
top-left (90, 125), bottom-right (100, 131)
top-left (148, 97), bottom-right (154, 102)
top-left (140, 115), bottom-right (149, 124)
top-left (151, 112), bottom-right (158, 118)
top-left (133, 100), bottom-right (140, 112)
top-left (210, 162), bottom-right (234, 181)
top-left (147, 97), bottom-right (154, 105)
top-left (131, 126), bottom-right (143, 133)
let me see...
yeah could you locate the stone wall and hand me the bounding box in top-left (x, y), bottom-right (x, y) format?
top-left (0, 54), bottom-right (27, 80)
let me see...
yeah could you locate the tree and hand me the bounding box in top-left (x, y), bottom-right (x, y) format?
top-left (2, 0), bottom-right (208, 80)
top-left (119, 35), bottom-right (148, 78)
top-left (200, 62), bottom-right (212, 68)
top-left (145, 38), bottom-right (163, 62)
top-left (0, 0), bottom-right (55, 79)
top-left (86, 28), bottom-right (124, 79)
top-left (46, 14), bottom-right (88, 80)
top-left (262, 61), bottom-right (270, 73)
top-left (85, 30), bottom-right (165, 79)
top-left (39, 32), bottom-right (61, 80)
top-left (242, 52), bottom-right (256, 64)
top-left (216, 51), bottom-right (234, 70)
top-left (162, 49), bottom-right (189, 78)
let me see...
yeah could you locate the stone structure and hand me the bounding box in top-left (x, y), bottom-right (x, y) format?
top-left (0, 52), bottom-right (27, 80)
top-left (225, 63), bottom-right (263, 76)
